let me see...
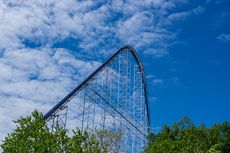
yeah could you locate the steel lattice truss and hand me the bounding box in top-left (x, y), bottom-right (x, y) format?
top-left (44, 46), bottom-right (150, 153)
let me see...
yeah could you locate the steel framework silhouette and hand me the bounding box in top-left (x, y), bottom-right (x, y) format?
top-left (44, 46), bottom-right (150, 153)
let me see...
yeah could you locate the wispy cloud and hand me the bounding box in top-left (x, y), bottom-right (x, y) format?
top-left (153, 79), bottom-right (164, 86)
top-left (217, 33), bottom-right (230, 42)
top-left (0, 47), bottom-right (99, 141)
top-left (0, 0), bottom-right (205, 56)
top-left (162, 5), bottom-right (205, 26)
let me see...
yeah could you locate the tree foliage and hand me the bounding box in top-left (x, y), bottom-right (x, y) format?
top-left (2, 111), bottom-right (229, 153)
top-left (145, 117), bottom-right (230, 153)
top-left (1, 110), bottom-right (122, 153)
top-left (1, 110), bottom-right (68, 153)
top-left (96, 129), bottom-right (122, 152)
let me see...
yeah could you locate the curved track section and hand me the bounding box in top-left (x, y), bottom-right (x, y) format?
top-left (44, 46), bottom-right (150, 153)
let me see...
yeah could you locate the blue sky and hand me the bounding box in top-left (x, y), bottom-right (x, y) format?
top-left (147, 0), bottom-right (230, 131)
top-left (0, 0), bottom-right (229, 141)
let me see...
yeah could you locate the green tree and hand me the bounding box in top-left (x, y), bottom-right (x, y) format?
top-left (96, 129), bottom-right (122, 153)
top-left (68, 129), bottom-right (100, 153)
top-left (1, 110), bottom-right (68, 153)
top-left (1, 110), bottom-right (100, 153)
top-left (145, 117), bottom-right (230, 153)
top-left (1, 110), bottom-right (124, 153)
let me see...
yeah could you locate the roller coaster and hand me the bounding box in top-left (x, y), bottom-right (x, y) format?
top-left (43, 46), bottom-right (150, 153)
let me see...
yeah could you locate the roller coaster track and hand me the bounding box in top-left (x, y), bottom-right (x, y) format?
top-left (44, 46), bottom-right (150, 153)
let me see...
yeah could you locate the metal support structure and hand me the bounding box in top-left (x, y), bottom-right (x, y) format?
top-left (44, 46), bottom-right (150, 153)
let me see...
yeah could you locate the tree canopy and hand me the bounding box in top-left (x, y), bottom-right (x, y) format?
top-left (1, 111), bottom-right (229, 153)
top-left (145, 117), bottom-right (230, 153)
top-left (1, 110), bottom-right (121, 153)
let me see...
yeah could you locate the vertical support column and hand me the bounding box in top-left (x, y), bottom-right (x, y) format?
top-left (133, 64), bottom-right (145, 151)
top-left (101, 70), bottom-right (106, 130)
top-left (118, 50), bottom-right (130, 152)
top-left (47, 105), bottom-right (68, 132)
top-left (80, 85), bottom-right (97, 132)
top-left (109, 59), bottom-right (119, 131)
top-left (81, 89), bottom-right (86, 131)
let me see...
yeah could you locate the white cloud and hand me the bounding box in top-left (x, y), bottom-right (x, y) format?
top-left (149, 96), bottom-right (158, 104)
top-left (144, 48), bottom-right (168, 57)
top-left (0, 96), bottom-right (53, 141)
top-left (0, 0), bottom-right (204, 56)
top-left (0, 47), bottom-right (99, 142)
top-left (161, 5), bottom-right (205, 26)
top-left (153, 79), bottom-right (164, 86)
top-left (217, 33), bottom-right (230, 42)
